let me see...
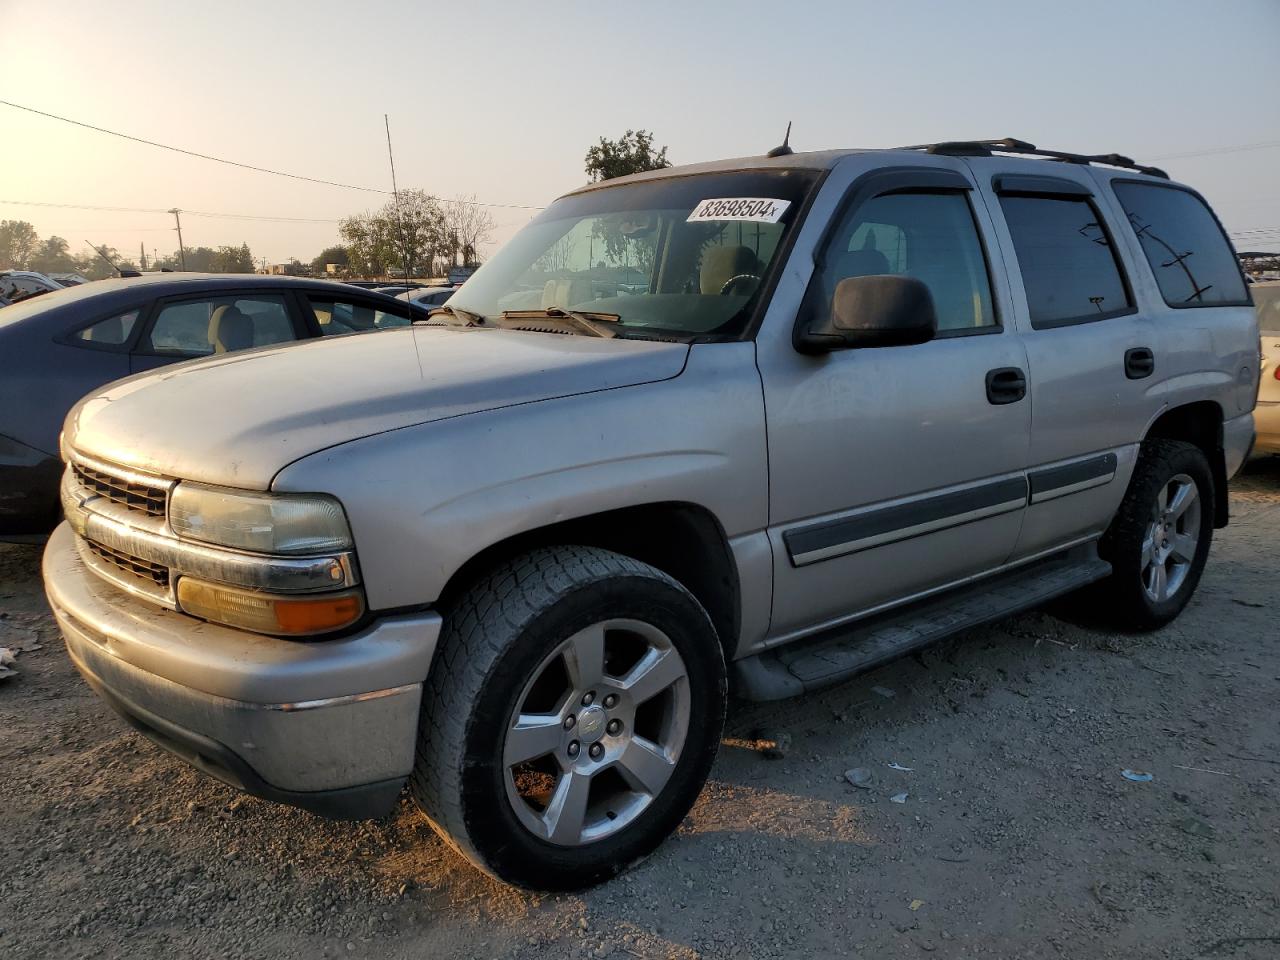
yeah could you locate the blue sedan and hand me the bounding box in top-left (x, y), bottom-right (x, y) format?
top-left (0, 273), bottom-right (425, 540)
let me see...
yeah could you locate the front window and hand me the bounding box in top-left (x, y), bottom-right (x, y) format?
top-left (144, 295), bottom-right (296, 356)
top-left (447, 170), bottom-right (820, 340)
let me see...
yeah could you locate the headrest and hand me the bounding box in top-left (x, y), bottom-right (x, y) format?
top-left (208, 304), bottom-right (254, 353)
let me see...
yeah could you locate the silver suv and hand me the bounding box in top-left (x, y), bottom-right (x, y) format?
top-left (43, 138), bottom-right (1258, 889)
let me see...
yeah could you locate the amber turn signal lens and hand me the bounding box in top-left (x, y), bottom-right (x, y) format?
top-left (177, 578), bottom-right (364, 636)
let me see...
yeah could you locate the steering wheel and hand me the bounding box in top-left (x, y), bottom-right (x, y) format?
top-left (719, 273), bottom-right (761, 296)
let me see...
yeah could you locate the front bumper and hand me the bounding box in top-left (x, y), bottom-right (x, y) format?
top-left (43, 522), bottom-right (442, 818)
top-left (1253, 401), bottom-right (1280, 456)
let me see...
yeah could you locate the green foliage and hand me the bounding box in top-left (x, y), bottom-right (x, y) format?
top-left (340, 189), bottom-right (449, 278)
top-left (311, 245), bottom-right (349, 274)
top-left (0, 220), bottom-right (40, 269)
top-left (28, 236), bottom-right (78, 275)
top-left (584, 130), bottom-right (671, 183)
top-left (212, 243), bottom-right (254, 273)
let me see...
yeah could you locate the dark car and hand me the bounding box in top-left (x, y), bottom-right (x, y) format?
top-left (0, 273), bottom-right (425, 540)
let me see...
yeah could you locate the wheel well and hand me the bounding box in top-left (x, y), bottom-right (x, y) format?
top-left (1145, 401), bottom-right (1228, 528)
top-left (437, 503), bottom-right (741, 657)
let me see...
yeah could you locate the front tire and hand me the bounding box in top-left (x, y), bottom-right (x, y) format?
top-left (1098, 439), bottom-right (1214, 630)
top-left (411, 546), bottom-right (726, 889)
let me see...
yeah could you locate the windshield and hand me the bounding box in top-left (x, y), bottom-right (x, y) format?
top-left (447, 169), bottom-right (820, 340)
top-left (1255, 284), bottom-right (1280, 334)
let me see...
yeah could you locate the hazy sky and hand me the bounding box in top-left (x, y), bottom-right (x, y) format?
top-left (2, 0), bottom-right (1278, 264)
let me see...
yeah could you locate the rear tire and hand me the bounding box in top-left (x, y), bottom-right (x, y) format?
top-left (411, 546), bottom-right (726, 890)
top-left (1098, 439), bottom-right (1214, 630)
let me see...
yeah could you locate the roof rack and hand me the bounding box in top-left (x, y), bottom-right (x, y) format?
top-left (897, 137), bottom-right (1170, 180)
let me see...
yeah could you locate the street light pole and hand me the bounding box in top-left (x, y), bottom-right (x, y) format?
top-left (168, 208), bottom-right (187, 271)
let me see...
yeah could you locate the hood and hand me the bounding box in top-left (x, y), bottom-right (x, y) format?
top-left (67, 327), bottom-right (689, 489)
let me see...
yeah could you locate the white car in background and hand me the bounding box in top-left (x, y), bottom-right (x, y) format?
top-left (1254, 280), bottom-right (1280, 455)
top-left (396, 285), bottom-right (455, 308)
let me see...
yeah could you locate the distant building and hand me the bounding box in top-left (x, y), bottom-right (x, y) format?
top-left (269, 262), bottom-right (305, 276)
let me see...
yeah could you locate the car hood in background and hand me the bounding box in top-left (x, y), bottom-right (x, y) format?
top-left (67, 327), bottom-right (689, 489)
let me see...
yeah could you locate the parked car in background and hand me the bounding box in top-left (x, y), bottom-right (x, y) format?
top-left (41, 139), bottom-right (1257, 890)
top-left (0, 270), bottom-right (65, 304)
top-left (50, 272), bottom-right (91, 287)
top-left (1253, 280), bottom-right (1280, 455)
top-left (397, 285), bottom-right (455, 308)
top-left (0, 274), bottom-right (425, 539)
top-left (447, 265), bottom-right (476, 286)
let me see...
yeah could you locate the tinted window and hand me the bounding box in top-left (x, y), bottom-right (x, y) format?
top-left (1000, 195), bottom-right (1131, 327)
top-left (1113, 183), bottom-right (1248, 308)
top-left (145, 295), bottom-right (295, 356)
top-left (75, 309), bottom-right (141, 347)
top-left (308, 296), bottom-right (407, 336)
top-left (813, 191), bottom-right (996, 333)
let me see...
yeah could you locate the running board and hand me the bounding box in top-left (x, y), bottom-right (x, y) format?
top-left (731, 547), bottom-right (1111, 701)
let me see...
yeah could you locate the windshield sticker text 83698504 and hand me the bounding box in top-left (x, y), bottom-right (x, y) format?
top-left (686, 198), bottom-right (791, 224)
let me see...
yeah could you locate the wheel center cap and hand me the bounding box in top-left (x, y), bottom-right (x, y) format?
top-left (577, 705), bottom-right (607, 743)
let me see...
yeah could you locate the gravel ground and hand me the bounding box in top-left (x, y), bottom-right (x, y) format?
top-left (2, 460), bottom-right (1278, 960)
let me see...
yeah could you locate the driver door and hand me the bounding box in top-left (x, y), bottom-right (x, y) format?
top-left (756, 165), bottom-right (1032, 640)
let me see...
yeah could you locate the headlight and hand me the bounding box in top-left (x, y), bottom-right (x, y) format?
top-left (170, 483), bottom-right (353, 555)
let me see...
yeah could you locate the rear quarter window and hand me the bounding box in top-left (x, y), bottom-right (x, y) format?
top-left (1112, 182), bottom-right (1249, 308)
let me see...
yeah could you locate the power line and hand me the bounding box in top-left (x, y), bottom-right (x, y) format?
top-left (0, 99), bottom-right (390, 195)
top-left (1150, 140), bottom-right (1280, 161)
top-left (0, 99), bottom-right (545, 210)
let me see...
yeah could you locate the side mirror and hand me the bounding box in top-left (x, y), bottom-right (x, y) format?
top-left (795, 274), bottom-right (937, 354)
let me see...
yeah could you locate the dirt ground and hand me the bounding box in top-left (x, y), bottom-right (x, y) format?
top-left (2, 461), bottom-right (1278, 960)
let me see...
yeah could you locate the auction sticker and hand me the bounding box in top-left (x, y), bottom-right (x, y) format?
top-left (687, 198), bottom-right (790, 224)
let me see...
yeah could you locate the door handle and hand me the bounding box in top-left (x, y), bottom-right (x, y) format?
top-left (1125, 347), bottom-right (1155, 380)
top-left (985, 367), bottom-right (1027, 405)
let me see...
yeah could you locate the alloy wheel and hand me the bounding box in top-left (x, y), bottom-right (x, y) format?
top-left (502, 618), bottom-right (691, 846)
top-left (1140, 473), bottom-right (1200, 603)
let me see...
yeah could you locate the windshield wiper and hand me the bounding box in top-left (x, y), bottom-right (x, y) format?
top-left (419, 303), bottom-right (485, 327)
top-left (497, 307), bottom-right (622, 339)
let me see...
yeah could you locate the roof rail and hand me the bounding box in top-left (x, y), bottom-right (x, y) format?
top-left (897, 137), bottom-right (1170, 180)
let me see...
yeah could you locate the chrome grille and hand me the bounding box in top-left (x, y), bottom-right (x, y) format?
top-left (83, 538), bottom-right (171, 588)
top-left (72, 461), bottom-right (167, 517)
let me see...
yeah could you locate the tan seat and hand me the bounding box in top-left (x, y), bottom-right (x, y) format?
top-left (541, 278), bottom-right (593, 310)
top-left (208, 304), bottom-right (254, 353)
top-left (699, 246), bottom-right (760, 295)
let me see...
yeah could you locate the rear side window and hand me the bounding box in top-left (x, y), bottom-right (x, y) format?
top-left (999, 195), bottom-right (1132, 328)
top-left (75, 309), bottom-right (141, 347)
top-left (1112, 182), bottom-right (1249, 308)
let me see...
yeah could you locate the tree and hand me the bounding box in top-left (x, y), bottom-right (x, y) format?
top-left (340, 189), bottom-right (448, 278)
top-left (29, 236), bottom-right (78, 275)
top-left (441, 195), bottom-right (496, 267)
top-left (212, 243), bottom-right (254, 273)
top-left (310, 245), bottom-right (349, 274)
top-left (0, 220), bottom-right (40, 269)
top-left (584, 130), bottom-right (671, 183)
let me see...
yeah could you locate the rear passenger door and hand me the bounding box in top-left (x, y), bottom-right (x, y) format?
top-left (757, 164), bottom-right (1032, 640)
top-left (972, 165), bottom-right (1160, 560)
top-left (129, 292), bottom-right (305, 372)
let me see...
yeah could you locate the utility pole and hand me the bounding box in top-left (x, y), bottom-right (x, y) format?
top-left (168, 208), bottom-right (187, 271)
